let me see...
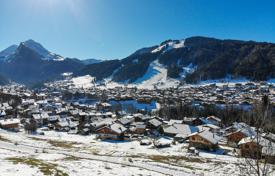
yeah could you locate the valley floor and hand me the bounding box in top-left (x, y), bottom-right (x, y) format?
top-left (0, 129), bottom-right (272, 176)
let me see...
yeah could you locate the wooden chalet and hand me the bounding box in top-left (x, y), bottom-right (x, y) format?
top-left (189, 130), bottom-right (220, 151)
top-left (238, 136), bottom-right (275, 162)
top-left (0, 118), bottom-right (20, 131)
top-left (96, 123), bottom-right (127, 140)
top-left (238, 136), bottom-right (263, 159)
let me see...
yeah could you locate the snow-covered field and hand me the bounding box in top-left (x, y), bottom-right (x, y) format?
top-left (71, 75), bottom-right (95, 89)
top-left (0, 129), bottom-right (265, 176)
top-left (133, 60), bottom-right (180, 89)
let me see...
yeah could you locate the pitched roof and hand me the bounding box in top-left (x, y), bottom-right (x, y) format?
top-left (164, 124), bottom-right (198, 137)
top-left (167, 119), bottom-right (183, 125)
top-left (110, 123), bottom-right (127, 134)
top-left (91, 118), bottom-right (114, 128)
top-left (207, 116), bottom-right (221, 122)
top-left (190, 130), bottom-right (221, 145)
top-left (148, 118), bottom-right (162, 127)
top-left (118, 117), bottom-right (134, 125)
top-left (0, 118), bottom-right (20, 126)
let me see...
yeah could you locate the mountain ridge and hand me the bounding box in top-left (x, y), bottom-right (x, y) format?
top-left (0, 41), bottom-right (85, 85)
top-left (76, 36), bottom-right (275, 84)
top-left (0, 36), bottom-right (274, 86)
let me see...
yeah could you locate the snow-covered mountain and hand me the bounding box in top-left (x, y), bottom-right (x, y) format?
top-left (0, 36), bottom-right (274, 87)
top-left (151, 39), bottom-right (185, 53)
top-left (22, 39), bottom-right (65, 61)
top-left (0, 40), bottom-right (85, 85)
top-left (76, 36), bottom-right (275, 87)
top-left (0, 39), bottom-right (65, 62)
top-left (0, 45), bottom-right (18, 60)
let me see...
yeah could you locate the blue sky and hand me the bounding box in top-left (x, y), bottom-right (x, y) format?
top-left (0, 0), bottom-right (274, 60)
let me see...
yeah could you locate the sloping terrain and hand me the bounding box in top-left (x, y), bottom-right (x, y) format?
top-left (0, 36), bottom-right (274, 86)
top-left (0, 42), bottom-right (84, 85)
top-left (0, 75), bottom-right (9, 85)
top-left (0, 129), bottom-right (253, 176)
top-left (77, 37), bottom-right (275, 84)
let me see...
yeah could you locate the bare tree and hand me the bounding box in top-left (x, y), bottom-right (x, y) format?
top-left (24, 117), bottom-right (38, 134)
top-left (239, 95), bottom-right (274, 176)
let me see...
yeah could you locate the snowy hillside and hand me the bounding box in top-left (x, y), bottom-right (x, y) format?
top-left (151, 40), bottom-right (185, 53)
top-left (0, 40), bottom-right (65, 62)
top-left (71, 75), bottom-right (96, 89)
top-left (132, 60), bottom-right (180, 89)
top-left (0, 129), bottom-right (250, 176)
top-left (77, 36), bottom-right (275, 84)
top-left (23, 39), bottom-right (65, 61)
top-left (0, 45), bottom-right (18, 60)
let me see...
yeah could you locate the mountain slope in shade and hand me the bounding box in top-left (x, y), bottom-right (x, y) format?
top-left (0, 45), bottom-right (18, 60)
top-left (82, 58), bottom-right (101, 65)
top-left (0, 39), bottom-right (64, 61)
top-left (0, 42), bottom-right (84, 85)
top-left (77, 36), bottom-right (275, 84)
top-left (23, 39), bottom-right (64, 61)
top-left (1, 36), bottom-right (274, 86)
top-left (0, 75), bottom-right (9, 85)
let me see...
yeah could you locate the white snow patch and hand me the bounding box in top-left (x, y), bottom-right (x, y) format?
top-left (1, 129), bottom-right (274, 176)
top-left (132, 58), bottom-right (139, 63)
top-left (151, 40), bottom-right (185, 53)
top-left (133, 60), bottom-right (179, 89)
top-left (35, 153), bottom-right (66, 161)
top-left (98, 60), bottom-right (181, 90)
top-left (52, 55), bottom-right (65, 61)
top-left (267, 78), bottom-right (275, 84)
top-left (61, 72), bottom-right (73, 76)
top-left (71, 75), bottom-right (95, 89)
top-left (180, 63), bottom-right (196, 78)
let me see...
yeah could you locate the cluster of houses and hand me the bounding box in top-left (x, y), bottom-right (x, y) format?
top-left (0, 82), bottom-right (274, 161)
top-left (47, 79), bottom-right (275, 111)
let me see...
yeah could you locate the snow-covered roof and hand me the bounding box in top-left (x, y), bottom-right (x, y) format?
top-left (164, 124), bottom-right (198, 138)
top-left (0, 118), bottom-right (20, 126)
top-left (238, 136), bottom-right (275, 156)
top-left (57, 121), bottom-right (69, 127)
top-left (48, 115), bottom-right (59, 121)
top-left (167, 119), bottom-right (183, 126)
top-left (200, 124), bottom-right (220, 130)
top-left (191, 130), bottom-right (221, 145)
top-left (110, 123), bottom-right (127, 134)
top-left (91, 118), bottom-right (114, 127)
top-left (148, 118), bottom-right (162, 127)
top-left (206, 116), bottom-right (221, 122)
top-left (118, 117), bottom-right (134, 125)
